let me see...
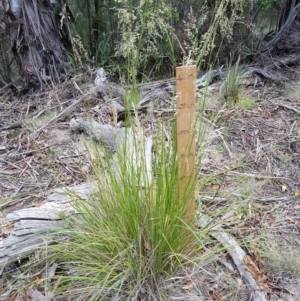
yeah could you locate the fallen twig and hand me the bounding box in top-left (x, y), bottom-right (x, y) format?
top-left (0, 143), bottom-right (56, 160)
top-left (226, 170), bottom-right (290, 180)
top-left (267, 98), bottom-right (300, 115)
top-left (216, 129), bottom-right (233, 159)
top-left (31, 95), bottom-right (87, 137)
top-left (0, 169), bottom-right (19, 175)
top-left (0, 122), bottom-right (22, 132)
top-left (0, 195), bottom-right (30, 210)
top-left (197, 214), bottom-right (267, 301)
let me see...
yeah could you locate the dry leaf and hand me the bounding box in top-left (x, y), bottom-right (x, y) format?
top-left (244, 255), bottom-right (260, 279)
top-left (265, 213), bottom-right (276, 223)
top-left (182, 280), bottom-right (194, 291)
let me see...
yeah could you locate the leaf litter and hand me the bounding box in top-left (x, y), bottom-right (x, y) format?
top-left (1, 67), bottom-right (300, 300)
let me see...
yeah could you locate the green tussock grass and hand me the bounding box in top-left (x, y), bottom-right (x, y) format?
top-left (221, 58), bottom-right (243, 103)
top-left (52, 118), bottom-right (207, 300)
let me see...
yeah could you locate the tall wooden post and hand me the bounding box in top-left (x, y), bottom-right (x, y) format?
top-left (176, 65), bottom-right (196, 223)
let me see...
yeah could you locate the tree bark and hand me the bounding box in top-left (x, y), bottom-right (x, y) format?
top-left (266, 0), bottom-right (300, 53)
top-left (0, 0), bottom-right (72, 91)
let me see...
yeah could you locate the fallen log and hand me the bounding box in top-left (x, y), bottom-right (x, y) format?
top-left (93, 66), bottom-right (275, 121)
top-left (0, 191), bottom-right (76, 275)
top-left (0, 182), bottom-right (97, 274)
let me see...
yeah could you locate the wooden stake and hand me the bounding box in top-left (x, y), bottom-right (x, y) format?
top-left (176, 65), bottom-right (196, 223)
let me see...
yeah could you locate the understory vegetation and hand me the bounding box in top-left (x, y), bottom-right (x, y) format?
top-left (2, 0), bottom-right (300, 300)
top-left (0, 0), bottom-right (286, 84)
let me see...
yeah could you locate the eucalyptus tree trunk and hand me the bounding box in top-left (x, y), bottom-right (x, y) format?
top-left (266, 0), bottom-right (300, 53)
top-left (0, 0), bottom-right (72, 91)
top-left (0, 29), bottom-right (12, 84)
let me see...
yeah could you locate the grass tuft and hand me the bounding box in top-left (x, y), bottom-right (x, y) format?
top-left (53, 118), bottom-right (202, 300)
top-left (258, 235), bottom-right (300, 279)
top-left (221, 58), bottom-right (243, 103)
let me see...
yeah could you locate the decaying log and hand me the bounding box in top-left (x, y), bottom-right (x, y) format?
top-left (138, 80), bottom-right (174, 107)
top-left (0, 199), bottom-right (73, 275)
top-left (94, 66), bottom-right (272, 116)
top-left (69, 117), bottom-right (125, 151)
top-left (46, 182), bottom-right (97, 203)
top-left (196, 66), bottom-right (275, 91)
top-left (92, 67), bottom-right (275, 122)
top-left (196, 69), bottom-right (222, 89)
top-left (0, 181), bottom-right (98, 275)
top-left (96, 70), bottom-right (175, 110)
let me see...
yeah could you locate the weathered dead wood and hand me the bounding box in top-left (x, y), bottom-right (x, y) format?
top-left (242, 67), bottom-right (274, 81)
top-left (46, 182), bottom-right (97, 203)
top-left (266, 2), bottom-right (300, 53)
top-left (0, 181), bottom-right (95, 275)
top-left (138, 81), bottom-right (174, 107)
top-left (0, 188), bottom-right (79, 275)
top-left (69, 117), bottom-right (125, 151)
top-left (196, 67), bottom-right (274, 91)
top-left (69, 117), bottom-right (153, 185)
top-left (102, 75), bottom-right (175, 120)
top-left (267, 98), bottom-right (300, 114)
top-left (127, 66), bottom-right (276, 101)
top-left (5, 202), bottom-right (75, 222)
top-left (197, 214), bottom-right (267, 301)
top-left (196, 69), bottom-right (222, 89)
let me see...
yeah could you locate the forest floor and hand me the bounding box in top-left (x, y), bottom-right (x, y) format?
top-left (1, 66), bottom-right (300, 300)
